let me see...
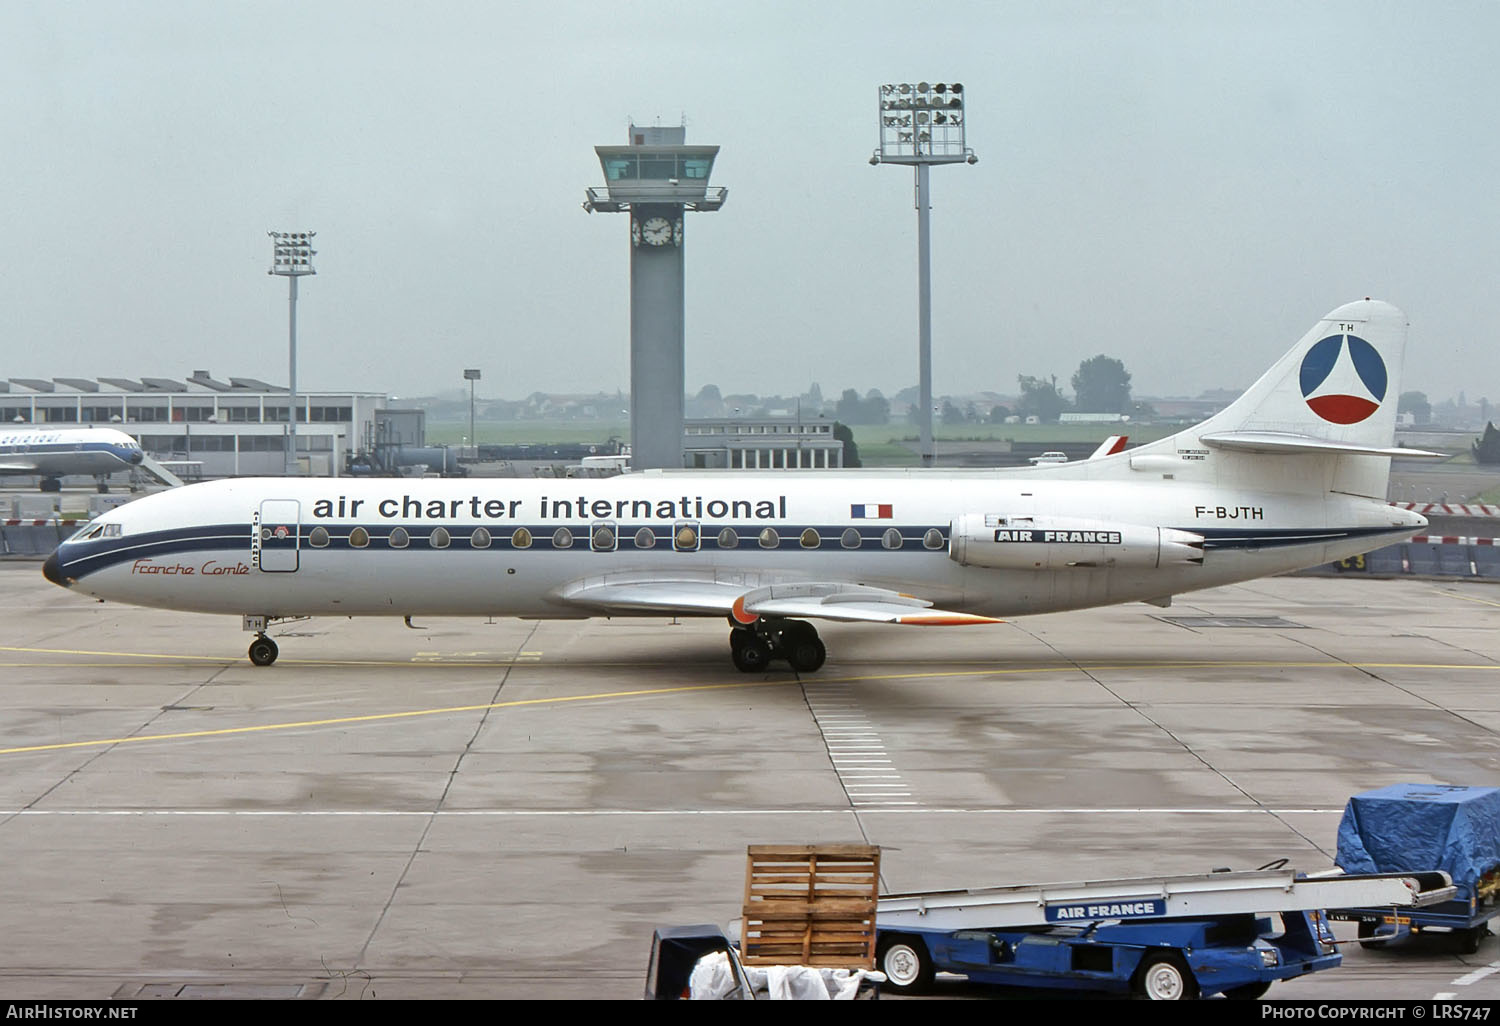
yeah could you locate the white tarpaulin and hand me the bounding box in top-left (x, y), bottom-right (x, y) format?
top-left (688, 952), bottom-right (883, 999)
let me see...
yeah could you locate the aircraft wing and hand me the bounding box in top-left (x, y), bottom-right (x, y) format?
top-left (558, 577), bottom-right (1002, 626)
top-left (557, 578), bottom-right (748, 616)
top-left (0, 460), bottom-right (40, 473)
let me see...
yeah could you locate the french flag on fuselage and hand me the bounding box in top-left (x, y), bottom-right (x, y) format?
top-left (851, 503), bottom-right (893, 519)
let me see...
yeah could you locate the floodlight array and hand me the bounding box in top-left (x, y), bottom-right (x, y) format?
top-left (268, 231), bottom-right (317, 275)
top-left (874, 82), bottom-right (972, 163)
top-left (879, 81), bottom-right (964, 114)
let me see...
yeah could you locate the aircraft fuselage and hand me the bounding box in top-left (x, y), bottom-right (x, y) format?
top-left (47, 471), bottom-right (1421, 619)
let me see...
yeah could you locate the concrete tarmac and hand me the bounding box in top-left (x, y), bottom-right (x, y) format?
top-left (1, 561), bottom-right (1498, 1002)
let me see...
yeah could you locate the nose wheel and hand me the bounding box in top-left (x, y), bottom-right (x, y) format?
top-left (248, 634), bottom-right (279, 667)
top-left (729, 618), bottom-right (826, 673)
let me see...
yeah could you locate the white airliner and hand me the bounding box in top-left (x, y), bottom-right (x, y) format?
top-left (43, 300), bottom-right (1434, 671)
top-left (0, 425), bottom-right (145, 492)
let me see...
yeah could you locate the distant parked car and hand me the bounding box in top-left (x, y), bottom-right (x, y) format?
top-left (1028, 452), bottom-right (1068, 465)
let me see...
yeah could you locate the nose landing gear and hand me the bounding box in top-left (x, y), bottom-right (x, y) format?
top-left (729, 617), bottom-right (827, 673)
top-left (242, 615), bottom-right (298, 667)
top-left (248, 634), bottom-right (279, 667)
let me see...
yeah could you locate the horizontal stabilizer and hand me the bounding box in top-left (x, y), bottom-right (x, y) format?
top-left (1200, 431), bottom-right (1446, 459)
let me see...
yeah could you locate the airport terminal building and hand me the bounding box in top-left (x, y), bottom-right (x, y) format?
top-left (1, 373), bottom-right (386, 478)
top-left (684, 418), bottom-right (844, 469)
top-left (2, 376), bottom-right (847, 479)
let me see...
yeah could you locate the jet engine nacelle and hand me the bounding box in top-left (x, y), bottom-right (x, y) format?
top-left (949, 514), bottom-right (1205, 570)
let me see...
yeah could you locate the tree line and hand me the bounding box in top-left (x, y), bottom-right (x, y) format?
top-left (827, 354), bottom-right (1135, 425)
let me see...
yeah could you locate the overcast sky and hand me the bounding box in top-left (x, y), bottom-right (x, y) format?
top-left (2, 1), bottom-right (1496, 405)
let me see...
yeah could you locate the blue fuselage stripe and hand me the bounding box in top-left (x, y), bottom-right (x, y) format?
top-left (54, 521), bottom-right (1415, 581)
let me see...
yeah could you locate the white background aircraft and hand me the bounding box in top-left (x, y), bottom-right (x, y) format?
top-left (44, 300), bottom-right (1432, 670)
top-left (0, 424), bottom-right (144, 492)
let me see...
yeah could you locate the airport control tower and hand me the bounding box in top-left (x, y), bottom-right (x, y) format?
top-left (585, 124), bottom-right (726, 470)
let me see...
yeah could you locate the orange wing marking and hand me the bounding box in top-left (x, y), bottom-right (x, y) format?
top-left (896, 614), bottom-right (1004, 626)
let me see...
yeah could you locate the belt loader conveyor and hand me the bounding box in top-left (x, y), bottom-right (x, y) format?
top-left (873, 867), bottom-right (1455, 999)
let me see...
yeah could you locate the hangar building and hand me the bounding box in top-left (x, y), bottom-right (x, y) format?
top-left (0, 372), bottom-right (386, 478)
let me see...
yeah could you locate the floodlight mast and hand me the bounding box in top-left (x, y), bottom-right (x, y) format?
top-left (464, 368), bottom-right (481, 457)
top-left (871, 82), bottom-right (975, 467)
top-left (268, 232), bottom-right (317, 476)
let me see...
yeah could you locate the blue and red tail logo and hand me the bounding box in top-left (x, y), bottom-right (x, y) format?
top-left (1298, 334), bottom-right (1387, 425)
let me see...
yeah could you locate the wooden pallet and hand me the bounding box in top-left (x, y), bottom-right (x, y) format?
top-left (739, 844), bottom-right (880, 968)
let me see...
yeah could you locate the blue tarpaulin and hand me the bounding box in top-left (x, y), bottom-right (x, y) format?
top-left (1336, 784), bottom-right (1500, 901)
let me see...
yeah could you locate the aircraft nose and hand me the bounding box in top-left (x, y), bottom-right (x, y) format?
top-left (42, 552), bottom-right (70, 588)
top-left (129, 449), bottom-right (144, 465)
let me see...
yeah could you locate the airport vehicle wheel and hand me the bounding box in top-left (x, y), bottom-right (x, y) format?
top-left (877, 935), bottom-right (934, 995)
top-left (731, 637), bottom-right (772, 673)
top-left (248, 636), bottom-right (279, 667)
top-left (786, 634), bottom-right (826, 673)
top-left (1224, 981), bottom-right (1272, 1000)
top-left (1134, 952), bottom-right (1198, 1000)
top-left (1458, 927), bottom-right (1487, 954)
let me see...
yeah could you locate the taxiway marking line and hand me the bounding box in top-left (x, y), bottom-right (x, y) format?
top-left (1, 643), bottom-right (1498, 677)
top-left (3, 658), bottom-right (1498, 756)
top-left (0, 806), bottom-right (1352, 816)
top-left (812, 661), bottom-right (1500, 684)
top-left (1436, 588), bottom-right (1500, 610)
top-left (0, 677), bottom-right (806, 755)
top-left (1453, 962), bottom-right (1500, 987)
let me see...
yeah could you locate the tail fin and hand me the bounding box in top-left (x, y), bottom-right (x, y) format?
top-left (1129, 300), bottom-right (1430, 499)
top-left (1194, 299), bottom-right (1407, 449)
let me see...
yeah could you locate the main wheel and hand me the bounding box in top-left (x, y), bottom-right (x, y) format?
top-left (877, 935), bottom-right (934, 995)
top-left (248, 636), bottom-right (279, 667)
top-left (1134, 952), bottom-right (1198, 1000)
top-left (786, 633), bottom-right (826, 673)
top-left (39, 478), bottom-right (61, 493)
top-left (730, 637), bottom-right (772, 673)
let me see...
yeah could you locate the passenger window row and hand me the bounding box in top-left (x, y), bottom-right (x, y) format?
top-left (302, 524), bottom-right (947, 551)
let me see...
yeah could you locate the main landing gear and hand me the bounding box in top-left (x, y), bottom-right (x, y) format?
top-left (729, 617), bottom-right (827, 674)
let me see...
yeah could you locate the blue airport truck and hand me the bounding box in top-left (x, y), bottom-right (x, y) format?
top-left (874, 867), bottom-right (1453, 1000)
top-left (1327, 783), bottom-right (1500, 953)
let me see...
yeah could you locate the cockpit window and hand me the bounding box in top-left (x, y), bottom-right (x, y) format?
top-left (73, 521), bottom-right (124, 541)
